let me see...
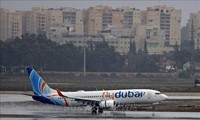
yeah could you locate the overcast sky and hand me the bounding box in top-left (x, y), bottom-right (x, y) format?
top-left (1, 0), bottom-right (200, 27)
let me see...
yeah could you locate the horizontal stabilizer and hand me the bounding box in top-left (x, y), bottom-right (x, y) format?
top-left (22, 93), bottom-right (35, 97)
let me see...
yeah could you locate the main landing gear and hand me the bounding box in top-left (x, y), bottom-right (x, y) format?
top-left (92, 106), bottom-right (103, 114)
top-left (91, 104), bottom-right (103, 114)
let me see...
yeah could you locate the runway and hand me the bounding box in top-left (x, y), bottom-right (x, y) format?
top-left (0, 93), bottom-right (200, 119)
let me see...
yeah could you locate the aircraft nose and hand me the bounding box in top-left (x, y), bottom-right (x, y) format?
top-left (161, 94), bottom-right (168, 100)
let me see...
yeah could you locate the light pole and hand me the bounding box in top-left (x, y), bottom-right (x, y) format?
top-left (83, 36), bottom-right (86, 77)
top-left (83, 19), bottom-right (87, 77)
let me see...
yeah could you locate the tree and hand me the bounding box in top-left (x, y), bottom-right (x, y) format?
top-left (127, 39), bottom-right (136, 72)
top-left (87, 41), bottom-right (125, 72)
top-left (130, 39), bottom-right (136, 54)
top-left (143, 40), bottom-right (148, 55)
top-left (192, 49), bottom-right (200, 62)
top-left (56, 43), bottom-right (83, 71)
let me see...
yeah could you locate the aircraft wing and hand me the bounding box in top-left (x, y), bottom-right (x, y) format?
top-left (63, 96), bottom-right (101, 102)
top-left (55, 87), bottom-right (101, 103)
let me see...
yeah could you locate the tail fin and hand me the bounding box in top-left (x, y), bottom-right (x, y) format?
top-left (26, 67), bottom-right (55, 96)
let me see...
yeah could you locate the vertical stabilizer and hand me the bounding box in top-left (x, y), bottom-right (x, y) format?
top-left (26, 67), bottom-right (55, 96)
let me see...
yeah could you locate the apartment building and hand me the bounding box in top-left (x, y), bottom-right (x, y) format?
top-left (8, 12), bottom-right (23, 39)
top-left (101, 28), bottom-right (134, 37)
top-left (46, 7), bottom-right (84, 37)
top-left (1, 5), bottom-right (183, 55)
top-left (118, 7), bottom-right (141, 28)
top-left (140, 10), bottom-right (147, 25)
top-left (0, 8), bottom-right (26, 40)
top-left (85, 5), bottom-right (123, 35)
top-left (85, 5), bottom-right (108, 35)
top-left (134, 24), bottom-right (173, 54)
top-left (189, 11), bottom-right (200, 49)
top-left (0, 8), bottom-right (9, 41)
top-left (111, 9), bottom-right (123, 29)
top-left (48, 8), bottom-right (63, 27)
top-left (31, 7), bottom-right (50, 33)
top-left (16, 7), bottom-right (84, 37)
top-left (61, 7), bottom-right (84, 35)
top-left (13, 11), bottom-right (34, 35)
top-left (146, 5), bottom-right (181, 46)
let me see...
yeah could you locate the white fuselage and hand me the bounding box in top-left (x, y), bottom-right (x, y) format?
top-left (53, 89), bottom-right (168, 106)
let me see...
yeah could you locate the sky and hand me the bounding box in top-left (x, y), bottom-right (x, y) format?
top-left (1, 0), bottom-right (200, 27)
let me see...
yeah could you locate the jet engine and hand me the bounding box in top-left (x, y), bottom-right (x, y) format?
top-left (99, 100), bottom-right (116, 108)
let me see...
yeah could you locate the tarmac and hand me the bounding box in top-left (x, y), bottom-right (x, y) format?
top-left (0, 93), bottom-right (200, 119)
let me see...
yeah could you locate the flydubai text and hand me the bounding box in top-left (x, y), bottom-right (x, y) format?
top-left (115, 91), bottom-right (144, 98)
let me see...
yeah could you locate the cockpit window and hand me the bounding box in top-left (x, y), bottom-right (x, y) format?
top-left (155, 92), bottom-right (161, 95)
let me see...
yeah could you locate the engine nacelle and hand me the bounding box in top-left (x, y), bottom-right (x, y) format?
top-left (99, 100), bottom-right (116, 109)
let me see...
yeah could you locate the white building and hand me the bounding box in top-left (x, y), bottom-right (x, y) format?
top-left (135, 25), bottom-right (173, 54)
top-left (146, 5), bottom-right (181, 46)
top-left (189, 11), bottom-right (200, 49)
top-left (146, 28), bottom-right (173, 54)
top-left (50, 34), bottom-right (131, 55)
top-left (0, 8), bottom-right (9, 41)
top-left (100, 28), bottom-right (135, 37)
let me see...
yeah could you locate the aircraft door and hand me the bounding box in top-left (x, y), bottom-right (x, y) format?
top-left (147, 92), bottom-right (151, 99)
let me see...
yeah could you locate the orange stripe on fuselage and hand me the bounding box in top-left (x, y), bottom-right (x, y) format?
top-left (63, 97), bottom-right (69, 106)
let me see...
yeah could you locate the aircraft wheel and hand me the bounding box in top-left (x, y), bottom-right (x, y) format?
top-left (92, 110), bottom-right (97, 114)
top-left (92, 107), bottom-right (97, 114)
top-left (98, 108), bottom-right (103, 113)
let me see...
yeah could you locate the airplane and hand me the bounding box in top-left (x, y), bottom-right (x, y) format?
top-left (26, 67), bottom-right (168, 114)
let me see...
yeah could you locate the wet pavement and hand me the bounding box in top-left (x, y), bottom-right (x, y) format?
top-left (0, 93), bottom-right (200, 119)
